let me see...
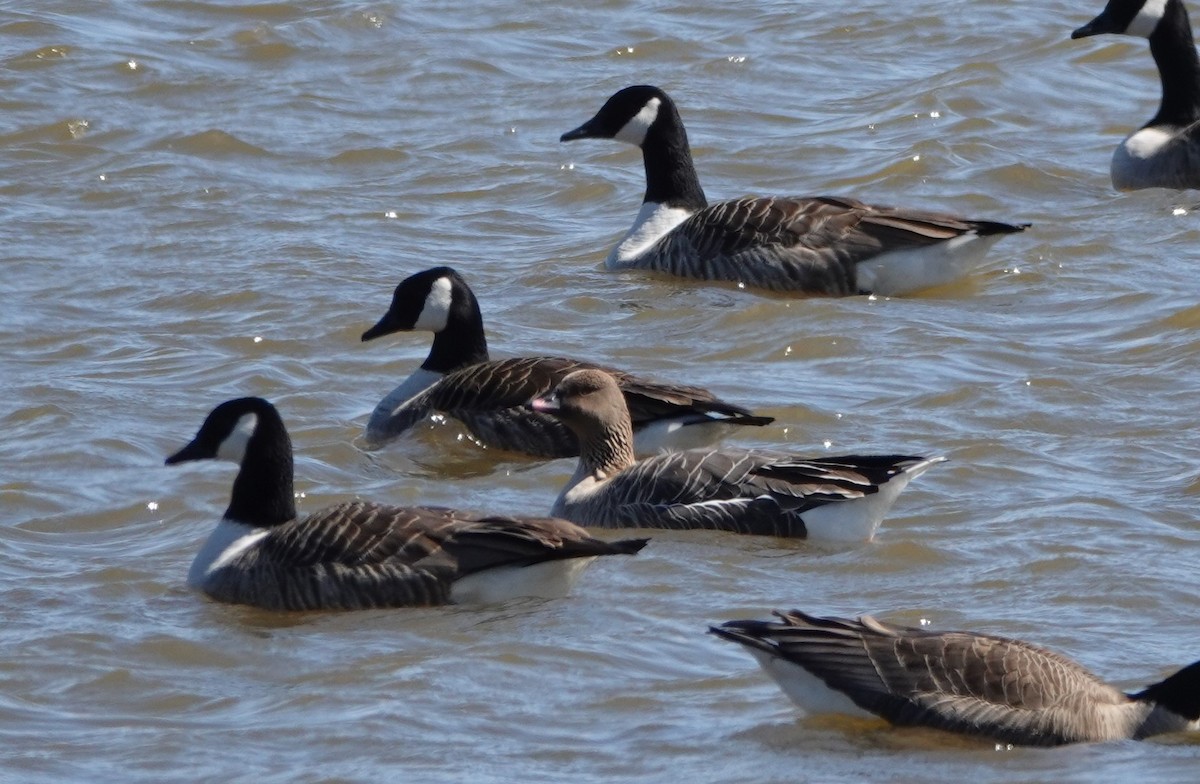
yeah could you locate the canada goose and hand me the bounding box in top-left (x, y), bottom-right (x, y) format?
top-left (560, 84), bottom-right (1027, 295)
top-left (165, 396), bottom-right (646, 611)
top-left (526, 369), bottom-right (941, 540)
top-left (1073, 0), bottom-right (1200, 190)
top-left (711, 610), bottom-right (1200, 746)
top-left (361, 266), bottom-right (772, 458)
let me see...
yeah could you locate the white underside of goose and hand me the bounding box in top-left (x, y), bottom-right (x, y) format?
top-left (800, 456), bottom-right (944, 541)
top-left (449, 556), bottom-right (598, 604)
top-left (607, 202), bottom-right (694, 268)
top-left (366, 367), bottom-right (444, 442)
top-left (855, 233), bottom-right (1008, 297)
top-left (631, 416), bottom-right (745, 455)
top-left (188, 518), bottom-right (269, 589)
top-left (745, 649), bottom-right (876, 719)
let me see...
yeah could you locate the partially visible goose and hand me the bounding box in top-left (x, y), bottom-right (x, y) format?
top-left (711, 610), bottom-right (1200, 746)
top-left (361, 266), bottom-right (773, 458)
top-left (526, 369), bottom-right (941, 540)
top-left (560, 85), bottom-right (1028, 296)
top-left (1073, 0), bottom-right (1200, 190)
top-left (165, 396), bottom-right (646, 611)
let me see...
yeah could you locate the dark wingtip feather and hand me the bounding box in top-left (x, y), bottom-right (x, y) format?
top-left (709, 619), bottom-right (780, 655)
top-left (979, 220), bottom-right (1031, 236)
top-left (608, 537), bottom-right (650, 555)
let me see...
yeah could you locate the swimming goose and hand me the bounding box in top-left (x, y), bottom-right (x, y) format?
top-left (526, 369), bottom-right (941, 540)
top-left (711, 610), bottom-right (1200, 746)
top-left (361, 266), bottom-right (773, 458)
top-left (1073, 0), bottom-right (1200, 190)
top-left (165, 396), bottom-right (647, 611)
top-left (560, 85), bottom-right (1028, 296)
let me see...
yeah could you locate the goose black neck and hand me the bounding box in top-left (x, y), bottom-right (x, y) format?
top-left (421, 283), bottom-right (490, 374)
top-left (1148, 0), bottom-right (1200, 127)
top-left (641, 101), bottom-right (708, 210)
top-left (225, 405), bottom-right (297, 527)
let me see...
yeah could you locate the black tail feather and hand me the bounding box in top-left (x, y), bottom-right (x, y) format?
top-left (1133, 659), bottom-right (1200, 720)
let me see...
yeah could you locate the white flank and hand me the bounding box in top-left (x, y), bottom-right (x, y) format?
top-left (631, 415), bottom-right (731, 455)
top-left (365, 367), bottom-right (445, 442)
top-left (216, 413), bottom-right (258, 463)
top-left (614, 96), bottom-right (661, 146)
top-left (449, 557), bottom-right (597, 604)
top-left (609, 202), bottom-right (694, 268)
top-left (855, 233), bottom-right (1005, 296)
top-left (188, 518), bottom-right (269, 589)
top-left (747, 649), bottom-right (875, 719)
top-left (1128, 0), bottom-right (1169, 38)
top-left (413, 276), bottom-right (453, 332)
top-left (800, 457), bottom-right (944, 542)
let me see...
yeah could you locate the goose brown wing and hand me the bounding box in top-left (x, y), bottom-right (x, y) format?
top-left (421, 356), bottom-right (592, 411)
top-left (261, 501), bottom-right (644, 575)
top-left (426, 356), bottom-right (767, 427)
top-left (730, 611), bottom-right (1127, 746)
top-left (598, 452), bottom-right (908, 535)
top-left (424, 513), bottom-right (648, 576)
top-left (624, 451), bottom-right (919, 505)
top-left (662, 196), bottom-right (1023, 293)
top-left (614, 376), bottom-right (770, 425)
top-left (258, 502), bottom-right (460, 568)
top-left (659, 197), bottom-right (860, 292)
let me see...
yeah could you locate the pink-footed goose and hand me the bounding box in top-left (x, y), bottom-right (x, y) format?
top-left (527, 369), bottom-right (941, 540)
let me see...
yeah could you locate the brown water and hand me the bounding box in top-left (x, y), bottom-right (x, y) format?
top-left (3, 0), bottom-right (1200, 780)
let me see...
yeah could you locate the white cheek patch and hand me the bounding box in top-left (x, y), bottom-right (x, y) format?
top-left (413, 276), bottom-right (452, 332)
top-left (615, 97), bottom-right (661, 146)
top-left (216, 413), bottom-right (258, 463)
top-left (1128, 0), bottom-right (1169, 37)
